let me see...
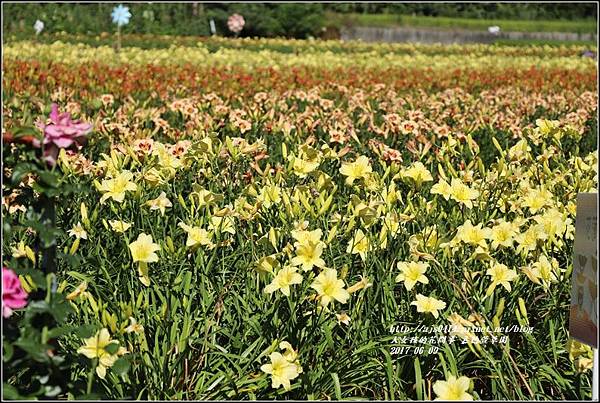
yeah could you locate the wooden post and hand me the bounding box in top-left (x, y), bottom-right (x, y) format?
top-left (117, 24), bottom-right (121, 53)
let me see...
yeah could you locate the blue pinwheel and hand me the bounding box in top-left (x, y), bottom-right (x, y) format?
top-left (111, 4), bottom-right (132, 27)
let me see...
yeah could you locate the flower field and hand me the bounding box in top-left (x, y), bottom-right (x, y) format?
top-left (2, 37), bottom-right (598, 400)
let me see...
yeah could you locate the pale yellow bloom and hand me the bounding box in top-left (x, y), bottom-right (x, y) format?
top-left (128, 233), bottom-right (160, 286)
top-left (566, 338), bottom-right (594, 373)
top-left (125, 317), bottom-right (144, 334)
top-left (291, 228), bottom-right (323, 246)
top-left (291, 241), bottom-right (326, 271)
top-left (486, 262), bottom-right (518, 295)
top-left (311, 268), bottom-right (350, 307)
top-left (279, 341), bottom-right (298, 362)
top-left (533, 208), bottom-right (570, 243)
top-left (449, 178), bottom-right (479, 209)
top-left (97, 170), bottom-right (137, 204)
top-left (66, 281), bottom-right (89, 301)
top-left (258, 184), bottom-right (282, 208)
top-left (129, 233), bottom-right (160, 263)
top-left (523, 255), bottom-right (559, 288)
top-left (260, 352), bottom-right (301, 391)
top-left (256, 254), bottom-right (279, 276)
top-left (430, 179), bottom-right (452, 200)
top-left (347, 229), bottom-right (370, 261)
top-left (145, 191), bottom-right (172, 216)
top-left (395, 261), bottom-right (429, 291)
top-left (489, 221), bottom-right (516, 249)
top-left (292, 157), bottom-right (319, 178)
top-left (77, 328), bottom-right (126, 379)
top-left (411, 294), bottom-right (446, 318)
top-left (520, 187), bottom-right (553, 213)
top-left (109, 220), bottom-right (132, 233)
top-left (433, 375), bottom-right (473, 401)
top-left (264, 266), bottom-right (303, 296)
top-left (11, 241), bottom-right (36, 264)
top-left (336, 312), bottom-right (351, 325)
top-left (340, 155), bottom-right (372, 185)
top-left (514, 225), bottom-right (543, 255)
top-left (178, 223), bottom-right (213, 249)
top-left (68, 222), bottom-right (88, 240)
top-left (209, 215), bottom-right (236, 235)
top-left (455, 220), bottom-right (491, 248)
top-left (402, 161), bottom-right (433, 186)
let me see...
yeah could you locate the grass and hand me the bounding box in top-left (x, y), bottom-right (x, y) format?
top-left (328, 12), bottom-right (598, 34)
top-left (493, 38), bottom-right (597, 47)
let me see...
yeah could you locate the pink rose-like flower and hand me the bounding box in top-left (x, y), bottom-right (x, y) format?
top-left (34, 103), bottom-right (93, 166)
top-left (2, 267), bottom-right (28, 318)
top-left (227, 13), bottom-right (245, 34)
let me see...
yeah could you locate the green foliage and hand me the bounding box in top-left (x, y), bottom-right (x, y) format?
top-left (2, 3), bottom-right (325, 39)
top-left (324, 3), bottom-right (597, 21)
top-left (327, 12), bottom-right (597, 34)
top-left (2, 3), bottom-right (596, 39)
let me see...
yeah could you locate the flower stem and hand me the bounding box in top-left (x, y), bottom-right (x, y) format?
top-left (86, 360), bottom-right (96, 395)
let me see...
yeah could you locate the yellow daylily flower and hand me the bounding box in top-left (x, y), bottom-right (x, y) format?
top-left (430, 179), bottom-right (452, 200)
top-left (77, 328), bottom-right (126, 379)
top-left (433, 375), bottom-right (473, 401)
top-left (402, 161), bottom-right (433, 187)
top-left (347, 229), bottom-right (370, 261)
top-left (68, 222), bottom-right (88, 240)
top-left (260, 352), bottom-right (301, 391)
top-left (264, 266), bottom-right (303, 297)
top-left (145, 191), bottom-right (172, 216)
top-left (449, 178), bottom-right (479, 209)
top-left (311, 268), bottom-right (350, 307)
top-left (178, 223), bottom-right (213, 249)
top-left (411, 293), bottom-right (446, 318)
top-left (128, 233), bottom-right (160, 287)
top-left (109, 220), bottom-right (132, 233)
top-left (455, 220), bottom-right (491, 248)
top-left (396, 261), bottom-right (429, 291)
top-left (486, 262), bottom-right (518, 295)
top-left (340, 155), bottom-right (372, 186)
top-left (97, 170), bottom-right (137, 204)
top-left (291, 241), bottom-right (326, 271)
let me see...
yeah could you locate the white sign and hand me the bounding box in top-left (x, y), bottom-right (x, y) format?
top-left (568, 193), bottom-right (598, 348)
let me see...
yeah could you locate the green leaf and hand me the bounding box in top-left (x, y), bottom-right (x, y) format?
top-left (11, 163), bottom-right (37, 185)
top-left (38, 170), bottom-right (59, 188)
top-left (74, 324), bottom-right (97, 339)
top-left (48, 296), bottom-right (74, 323)
top-left (331, 373), bottom-right (342, 400)
top-left (414, 357), bottom-right (423, 400)
top-left (3, 383), bottom-right (24, 400)
top-left (14, 338), bottom-right (49, 362)
top-left (104, 342), bottom-right (120, 355)
top-left (47, 325), bottom-right (75, 339)
top-left (3, 341), bottom-right (14, 362)
top-left (76, 393), bottom-right (101, 400)
top-left (112, 357), bottom-right (131, 376)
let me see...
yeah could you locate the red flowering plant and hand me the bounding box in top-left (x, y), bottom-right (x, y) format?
top-left (2, 105), bottom-right (94, 399)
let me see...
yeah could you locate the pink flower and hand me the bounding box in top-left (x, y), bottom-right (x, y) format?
top-left (227, 13), bottom-right (245, 34)
top-left (2, 267), bottom-right (28, 318)
top-left (35, 103), bottom-right (92, 166)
